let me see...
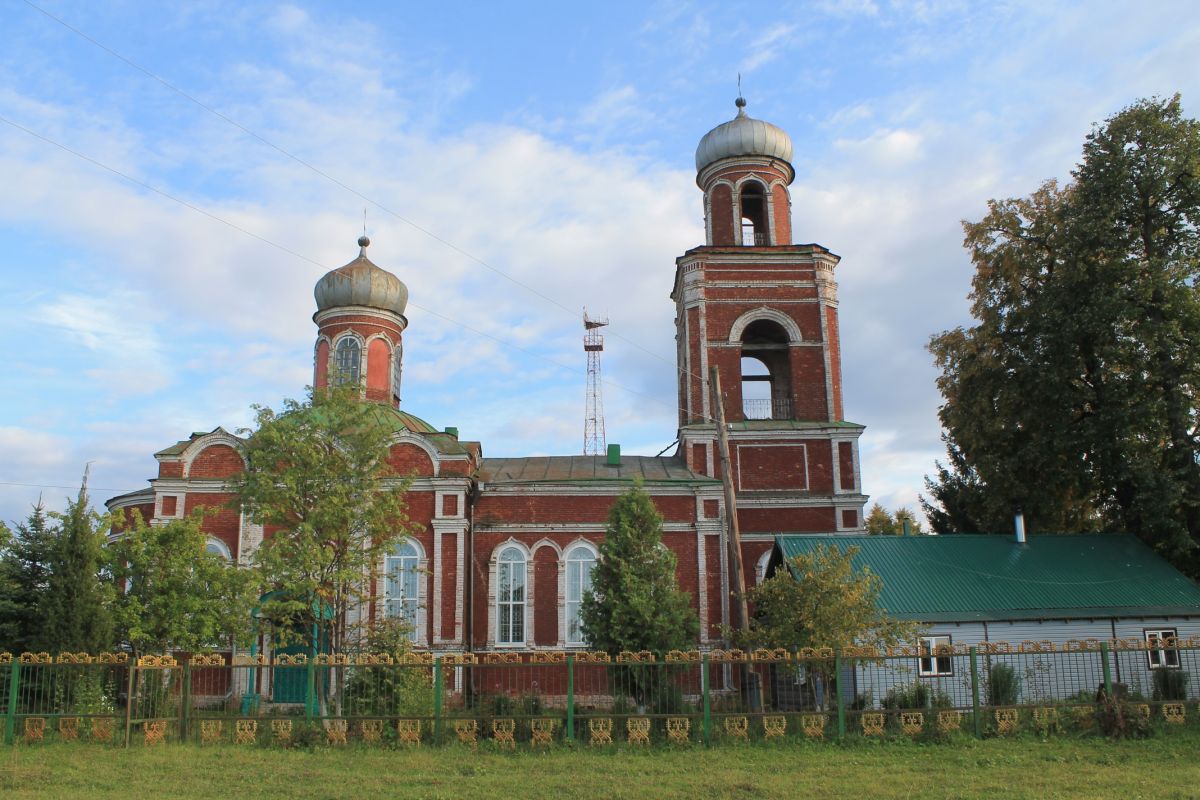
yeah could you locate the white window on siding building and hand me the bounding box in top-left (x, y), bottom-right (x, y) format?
top-left (1146, 629), bottom-right (1181, 669)
top-left (565, 544), bottom-right (597, 646)
top-left (385, 540), bottom-right (420, 642)
top-left (918, 635), bottom-right (953, 677)
top-left (497, 546), bottom-right (526, 646)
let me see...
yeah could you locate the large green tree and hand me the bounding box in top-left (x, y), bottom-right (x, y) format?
top-left (925, 95), bottom-right (1200, 573)
top-left (38, 477), bottom-right (114, 654)
top-left (230, 387), bottom-right (412, 657)
top-left (0, 502), bottom-right (55, 653)
top-left (579, 482), bottom-right (699, 655)
top-left (107, 510), bottom-right (258, 654)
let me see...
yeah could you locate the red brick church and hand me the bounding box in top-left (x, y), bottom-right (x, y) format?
top-left (107, 98), bottom-right (868, 654)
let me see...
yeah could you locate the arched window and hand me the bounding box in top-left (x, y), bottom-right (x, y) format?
top-left (392, 342), bottom-right (403, 402)
top-left (565, 544), bottom-right (597, 646)
top-left (385, 540), bottom-right (420, 641)
top-left (739, 181), bottom-right (768, 246)
top-left (740, 319), bottom-right (792, 419)
top-left (205, 538), bottom-right (232, 561)
top-left (333, 337), bottom-right (361, 385)
top-left (497, 546), bottom-right (526, 645)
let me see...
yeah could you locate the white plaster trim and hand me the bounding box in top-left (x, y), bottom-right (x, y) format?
top-left (386, 432), bottom-right (442, 478)
top-left (435, 489), bottom-right (466, 519)
top-left (178, 429), bottom-right (247, 478)
top-left (726, 307), bottom-right (804, 345)
top-left (487, 538), bottom-right (531, 649)
top-left (754, 549), bottom-right (773, 585)
top-left (154, 491), bottom-right (185, 520)
top-left (696, 528), bottom-right (709, 643)
top-left (454, 528), bottom-right (465, 644)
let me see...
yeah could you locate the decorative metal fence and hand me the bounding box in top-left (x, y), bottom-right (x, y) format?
top-left (4, 640), bottom-right (1199, 747)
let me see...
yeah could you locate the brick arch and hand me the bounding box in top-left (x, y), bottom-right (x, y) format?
top-left (188, 444), bottom-right (245, 479)
top-left (387, 441), bottom-right (436, 477)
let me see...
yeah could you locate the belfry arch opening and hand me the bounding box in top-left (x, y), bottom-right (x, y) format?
top-left (739, 319), bottom-right (792, 420)
top-left (739, 181), bottom-right (768, 246)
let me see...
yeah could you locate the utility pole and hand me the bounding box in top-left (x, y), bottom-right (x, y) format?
top-left (709, 366), bottom-right (749, 633)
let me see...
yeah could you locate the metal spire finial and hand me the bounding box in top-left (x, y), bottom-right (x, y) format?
top-left (735, 73), bottom-right (747, 115)
top-left (358, 208), bottom-right (370, 252)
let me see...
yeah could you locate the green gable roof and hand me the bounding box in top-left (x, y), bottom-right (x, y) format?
top-left (775, 534), bottom-right (1200, 622)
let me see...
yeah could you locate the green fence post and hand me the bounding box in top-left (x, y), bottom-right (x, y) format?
top-left (305, 660), bottom-right (316, 722)
top-left (970, 646), bottom-right (982, 739)
top-left (566, 655), bottom-right (575, 743)
top-left (4, 657), bottom-right (19, 745)
top-left (835, 652), bottom-right (846, 740)
top-left (701, 654), bottom-right (712, 746)
top-left (433, 657), bottom-right (444, 745)
top-left (180, 661), bottom-right (191, 743)
top-left (124, 659), bottom-right (136, 748)
top-left (1101, 642), bottom-right (1113, 697)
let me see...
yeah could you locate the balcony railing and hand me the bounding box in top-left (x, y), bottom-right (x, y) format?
top-left (742, 398), bottom-right (792, 420)
top-left (742, 231), bottom-right (768, 246)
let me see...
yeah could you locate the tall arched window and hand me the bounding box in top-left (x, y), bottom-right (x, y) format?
top-left (739, 181), bottom-right (768, 246)
top-left (739, 319), bottom-right (793, 420)
top-left (497, 546), bottom-right (526, 645)
top-left (333, 337), bottom-right (361, 385)
top-left (565, 544), bottom-right (596, 646)
top-left (385, 540), bottom-right (420, 641)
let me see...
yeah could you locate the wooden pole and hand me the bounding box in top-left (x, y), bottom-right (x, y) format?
top-left (709, 366), bottom-right (749, 633)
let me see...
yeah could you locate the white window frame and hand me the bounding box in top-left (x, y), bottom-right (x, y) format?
top-left (204, 537), bottom-right (232, 561)
top-left (384, 540), bottom-right (422, 643)
top-left (564, 543), bottom-right (597, 647)
top-left (333, 336), bottom-right (362, 386)
top-left (918, 635), bottom-right (953, 677)
top-left (1146, 628), bottom-right (1181, 669)
top-left (497, 546), bottom-right (527, 647)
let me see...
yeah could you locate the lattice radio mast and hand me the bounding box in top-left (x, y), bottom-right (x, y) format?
top-left (583, 310), bottom-right (609, 456)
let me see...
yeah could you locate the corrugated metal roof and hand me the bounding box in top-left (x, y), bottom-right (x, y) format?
top-left (479, 455), bottom-right (718, 485)
top-left (775, 534), bottom-right (1200, 622)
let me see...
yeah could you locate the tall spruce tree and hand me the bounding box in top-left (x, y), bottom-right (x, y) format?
top-left (0, 502), bottom-right (55, 653)
top-left (38, 476), bottom-right (114, 654)
top-left (925, 95), bottom-right (1200, 573)
top-left (579, 482), bottom-right (698, 655)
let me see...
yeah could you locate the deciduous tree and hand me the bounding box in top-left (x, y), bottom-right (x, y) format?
top-left (925, 96), bottom-right (1200, 573)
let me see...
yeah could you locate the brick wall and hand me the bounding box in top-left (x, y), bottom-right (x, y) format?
top-left (189, 444), bottom-right (244, 479)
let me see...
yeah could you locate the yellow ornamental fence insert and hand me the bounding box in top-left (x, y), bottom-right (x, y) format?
top-left (271, 720), bottom-right (293, 744)
top-left (90, 718), bottom-right (115, 743)
top-left (396, 720), bottom-right (421, 746)
top-left (58, 717), bottom-right (80, 741)
top-left (531, 719), bottom-right (558, 748)
top-left (326, 720), bottom-right (348, 746)
top-left (994, 710), bottom-right (1018, 735)
top-left (724, 716), bottom-right (748, 741)
top-left (588, 718), bottom-right (613, 746)
top-left (200, 720), bottom-right (224, 745)
top-left (801, 714), bottom-right (826, 739)
top-left (762, 715), bottom-right (786, 740)
top-left (453, 719), bottom-right (478, 747)
top-left (360, 719), bottom-right (386, 744)
top-left (861, 713), bottom-right (885, 737)
top-left (900, 712), bottom-right (924, 736)
top-left (234, 720), bottom-right (258, 744)
top-left (666, 717), bottom-right (690, 744)
top-left (492, 719), bottom-right (516, 749)
top-left (24, 718), bottom-right (46, 743)
top-left (937, 710), bottom-right (961, 733)
top-left (626, 717), bottom-right (651, 745)
top-left (143, 721), bottom-right (167, 746)
top-left (1164, 704), bottom-right (1185, 724)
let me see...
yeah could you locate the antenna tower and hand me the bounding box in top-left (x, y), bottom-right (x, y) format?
top-left (583, 310), bottom-right (609, 456)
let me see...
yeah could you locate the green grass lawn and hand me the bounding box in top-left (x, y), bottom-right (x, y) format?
top-left (4, 732), bottom-right (1200, 800)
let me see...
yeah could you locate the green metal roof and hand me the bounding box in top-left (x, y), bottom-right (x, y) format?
top-left (775, 534), bottom-right (1200, 622)
top-left (478, 455), bottom-right (718, 485)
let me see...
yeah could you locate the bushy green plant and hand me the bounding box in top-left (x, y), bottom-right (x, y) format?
top-left (881, 682), bottom-right (952, 710)
top-left (986, 663), bottom-right (1020, 706)
top-left (1152, 669), bottom-right (1189, 701)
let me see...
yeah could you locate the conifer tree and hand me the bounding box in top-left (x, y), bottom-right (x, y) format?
top-left (38, 476), bottom-right (114, 654)
top-left (580, 482), bottom-right (698, 655)
top-left (0, 502), bottom-right (55, 653)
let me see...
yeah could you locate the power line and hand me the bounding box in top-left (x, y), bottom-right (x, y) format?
top-left (20, 0), bottom-right (690, 376)
top-left (0, 481), bottom-right (140, 493)
top-left (0, 112), bottom-right (711, 425)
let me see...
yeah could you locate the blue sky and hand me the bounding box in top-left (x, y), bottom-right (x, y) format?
top-left (1, 0), bottom-right (1198, 525)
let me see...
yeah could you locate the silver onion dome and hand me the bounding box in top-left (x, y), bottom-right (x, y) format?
top-left (314, 236), bottom-right (409, 317)
top-left (695, 97), bottom-right (794, 173)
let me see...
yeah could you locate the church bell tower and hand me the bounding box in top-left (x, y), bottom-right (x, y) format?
top-left (673, 98), bottom-right (867, 535)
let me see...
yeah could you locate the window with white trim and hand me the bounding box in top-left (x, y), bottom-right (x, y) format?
top-left (565, 544), bottom-right (596, 646)
top-left (385, 540), bottom-right (420, 642)
top-left (1146, 629), bottom-right (1181, 669)
top-left (497, 546), bottom-right (526, 645)
top-left (204, 537), bottom-right (232, 561)
top-left (918, 635), bottom-right (953, 677)
top-left (333, 337), bottom-right (361, 385)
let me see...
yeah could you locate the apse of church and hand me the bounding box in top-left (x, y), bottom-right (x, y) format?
top-left (107, 99), bottom-right (868, 654)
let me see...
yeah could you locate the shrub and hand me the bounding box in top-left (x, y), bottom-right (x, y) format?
top-left (1152, 669), bottom-right (1189, 701)
top-left (882, 682), bottom-right (952, 710)
top-left (986, 663), bottom-right (1020, 706)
